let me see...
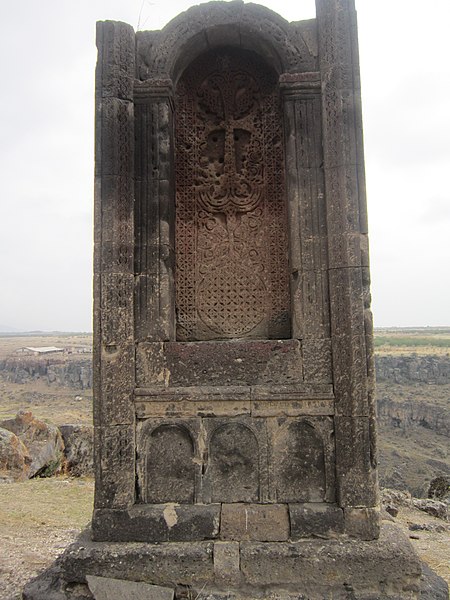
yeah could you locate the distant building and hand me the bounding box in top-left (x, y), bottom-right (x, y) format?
top-left (15, 346), bottom-right (65, 356)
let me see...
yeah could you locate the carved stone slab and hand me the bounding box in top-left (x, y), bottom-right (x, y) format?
top-left (86, 575), bottom-right (174, 600)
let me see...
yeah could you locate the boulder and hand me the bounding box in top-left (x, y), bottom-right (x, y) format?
top-left (0, 411), bottom-right (65, 478)
top-left (0, 426), bottom-right (31, 482)
top-left (412, 498), bottom-right (448, 521)
top-left (59, 424), bottom-right (93, 477)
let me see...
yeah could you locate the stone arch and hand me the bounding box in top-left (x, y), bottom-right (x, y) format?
top-left (275, 419), bottom-right (326, 502)
top-left (136, 1), bottom-right (317, 82)
top-left (144, 423), bottom-right (196, 504)
top-left (207, 422), bottom-right (260, 502)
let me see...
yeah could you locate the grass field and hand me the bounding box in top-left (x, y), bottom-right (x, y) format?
top-left (373, 327), bottom-right (450, 355)
top-left (1, 328), bottom-right (450, 357)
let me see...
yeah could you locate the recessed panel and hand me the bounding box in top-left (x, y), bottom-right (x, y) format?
top-left (175, 48), bottom-right (290, 341)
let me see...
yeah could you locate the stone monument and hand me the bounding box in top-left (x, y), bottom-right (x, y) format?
top-left (24, 1), bottom-right (427, 599)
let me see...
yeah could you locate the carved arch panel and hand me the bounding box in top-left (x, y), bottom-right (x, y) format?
top-left (175, 47), bottom-right (290, 341)
top-left (207, 422), bottom-right (260, 503)
top-left (274, 420), bottom-right (327, 503)
top-left (144, 423), bottom-right (196, 504)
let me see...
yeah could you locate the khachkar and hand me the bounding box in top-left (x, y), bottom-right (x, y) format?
top-left (24, 2), bottom-right (425, 599)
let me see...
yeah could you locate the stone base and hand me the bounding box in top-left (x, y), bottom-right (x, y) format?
top-left (23, 523), bottom-right (439, 600)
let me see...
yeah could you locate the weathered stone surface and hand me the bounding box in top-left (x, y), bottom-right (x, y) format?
top-left (289, 503), bottom-right (344, 539)
top-left (1, 411), bottom-right (64, 478)
top-left (273, 419), bottom-right (327, 503)
top-left (220, 504), bottom-right (289, 542)
top-left (86, 575), bottom-right (174, 600)
top-left (419, 562), bottom-right (449, 600)
top-left (92, 504), bottom-right (220, 542)
top-left (268, 416), bottom-right (336, 504)
top-left (59, 424), bottom-right (93, 477)
top-left (240, 524), bottom-right (421, 596)
top-left (23, 525), bottom-right (422, 600)
top-left (142, 423), bottom-right (196, 503)
top-left (412, 498), bottom-right (448, 521)
top-left (335, 416), bottom-right (378, 507)
top-left (94, 425), bottom-right (135, 510)
top-left (302, 339), bottom-right (333, 383)
top-left (61, 533), bottom-right (215, 586)
top-left (135, 418), bottom-right (202, 504)
top-left (344, 507), bottom-right (381, 541)
top-left (213, 542), bottom-right (241, 585)
top-left (95, 20), bottom-right (135, 101)
top-left (0, 426), bottom-right (31, 482)
top-left (136, 340), bottom-right (304, 388)
top-left (207, 423), bottom-right (261, 503)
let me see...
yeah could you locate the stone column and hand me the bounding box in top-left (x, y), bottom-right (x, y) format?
top-left (316, 0), bottom-right (378, 536)
top-left (93, 21), bottom-right (136, 516)
top-left (280, 72), bottom-right (332, 386)
top-left (134, 79), bottom-right (176, 343)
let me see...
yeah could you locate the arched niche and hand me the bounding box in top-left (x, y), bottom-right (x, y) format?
top-left (275, 420), bottom-right (326, 502)
top-left (145, 423), bottom-right (195, 504)
top-left (136, 2), bottom-right (317, 82)
top-left (174, 46), bottom-right (291, 341)
top-left (208, 422), bottom-right (260, 503)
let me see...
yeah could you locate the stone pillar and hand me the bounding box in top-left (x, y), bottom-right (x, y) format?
top-left (93, 21), bottom-right (136, 515)
top-left (280, 72), bottom-right (332, 386)
top-left (316, 0), bottom-right (378, 532)
top-left (134, 79), bottom-right (176, 343)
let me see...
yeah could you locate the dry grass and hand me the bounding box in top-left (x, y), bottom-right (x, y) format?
top-left (395, 506), bottom-right (450, 586)
top-left (0, 477), bottom-right (94, 529)
top-left (0, 379), bottom-right (92, 425)
top-left (0, 477), bottom-right (94, 600)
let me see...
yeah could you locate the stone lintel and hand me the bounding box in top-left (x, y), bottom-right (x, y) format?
top-left (134, 383), bottom-right (334, 400)
top-left (134, 385), bottom-right (335, 418)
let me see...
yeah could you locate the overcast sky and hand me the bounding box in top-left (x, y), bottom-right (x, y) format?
top-left (0, 0), bottom-right (449, 331)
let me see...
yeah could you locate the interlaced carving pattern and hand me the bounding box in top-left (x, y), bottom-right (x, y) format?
top-left (175, 49), bottom-right (290, 340)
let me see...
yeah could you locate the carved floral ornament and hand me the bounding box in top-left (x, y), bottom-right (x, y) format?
top-left (175, 48), bottom-right (290, 341)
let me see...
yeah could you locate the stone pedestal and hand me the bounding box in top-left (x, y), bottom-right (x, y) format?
top-left (24, 524), bottom-right (425, 600)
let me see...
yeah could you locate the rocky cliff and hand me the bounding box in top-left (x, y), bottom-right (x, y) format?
top-left (376, 355), bottom-right (450, 385)
top-left (377, 393), bottom-right (450, 438)
top-left (0, 357), bottom-right (92, 390)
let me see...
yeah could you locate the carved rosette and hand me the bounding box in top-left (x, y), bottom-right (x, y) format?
top-left (175, 48), bottom-right (290, 341)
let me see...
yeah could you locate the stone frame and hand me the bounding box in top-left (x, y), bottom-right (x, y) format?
top-left (93, 0), bottom-right (378, 540)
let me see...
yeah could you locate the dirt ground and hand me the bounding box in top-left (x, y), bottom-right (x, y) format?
top-left (0, 478), bottom-right (94, 600)
top-left (0, 478), bottom-right (448, 600)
